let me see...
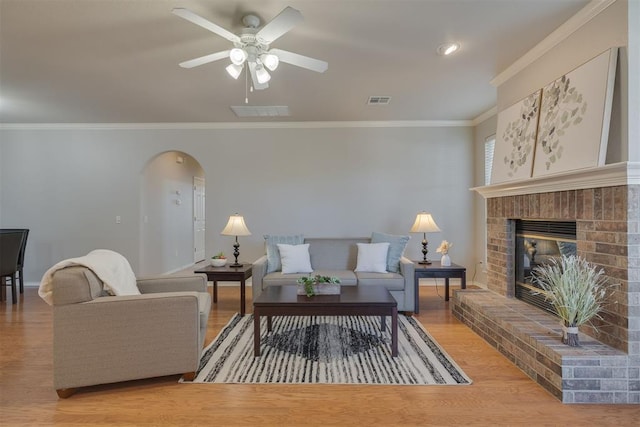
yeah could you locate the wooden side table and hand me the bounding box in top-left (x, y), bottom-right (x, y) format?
top-left (194, 263), bottom-right (252, 315)
top-left (413, 261), bottom-right (466, 313)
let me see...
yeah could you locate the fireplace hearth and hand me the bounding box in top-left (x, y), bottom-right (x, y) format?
top-left (457, 180), bottom-right (639, 404)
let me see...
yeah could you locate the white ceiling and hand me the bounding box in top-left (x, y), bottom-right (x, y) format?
top-left (0, 0), bottom-right (590, 124)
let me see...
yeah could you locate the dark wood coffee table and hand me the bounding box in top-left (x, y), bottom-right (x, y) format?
top-left (253, 285), bottom-right (398, 357)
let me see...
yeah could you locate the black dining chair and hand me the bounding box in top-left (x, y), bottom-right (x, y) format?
top-left (15, 229), bottom-right (29, 293)
top-left (0, 229), bottom-right (29, 293)
top-left (0, 230), bottom-right (24, 304)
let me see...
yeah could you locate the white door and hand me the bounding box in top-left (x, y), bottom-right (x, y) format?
top-left (193, 176), bottom-right (206, 262)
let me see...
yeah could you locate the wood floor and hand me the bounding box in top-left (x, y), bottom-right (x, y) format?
top-left (2, 285), bottom-right (639, 426)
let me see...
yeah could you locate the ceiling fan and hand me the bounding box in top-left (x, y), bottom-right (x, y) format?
top-left (172, 6), bottom-right (328, 91)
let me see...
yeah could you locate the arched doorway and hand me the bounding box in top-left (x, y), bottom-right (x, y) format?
top-left (139, 151), bottom-right (205, 275)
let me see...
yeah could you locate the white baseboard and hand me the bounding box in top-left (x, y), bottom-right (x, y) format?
top-left (419, 279), bottom-right (486, 289)
top-left (208, 279), bottom-right (252, 287)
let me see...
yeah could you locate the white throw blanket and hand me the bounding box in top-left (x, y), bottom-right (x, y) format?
top-left (38, 249), bottom-right (140, 305)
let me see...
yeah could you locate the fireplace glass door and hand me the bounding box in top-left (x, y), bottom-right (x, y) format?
top-left (515, 220), bottom-right (577, 314)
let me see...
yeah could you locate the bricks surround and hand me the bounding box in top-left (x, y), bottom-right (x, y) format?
top-left (452, 184), bottom-right (640, 403)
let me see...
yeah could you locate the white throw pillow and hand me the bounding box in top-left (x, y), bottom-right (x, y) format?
top-left (355, 242), bottom-right (390, 273)
top-left (277, 243), bottom-right (313, 274)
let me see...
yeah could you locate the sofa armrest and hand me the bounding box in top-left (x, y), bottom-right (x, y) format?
top-left (400, 256), bottom-right (415, 278)
top-left (252, 255), bottom-right (268, 300)
top-left (136, 274), bottom-right (207, 294)
top-left (53, 292), bottom-right (202, 390)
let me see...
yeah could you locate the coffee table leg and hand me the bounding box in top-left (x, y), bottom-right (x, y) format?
top-left (391, 308), bottom-right (398, 357)
top-left (267, 316), bottom-right (272, 332)
top-left (380, 315), bottom-right (386, 331)
top-left (254, 312), bottom-right (261, 357)
top-left (445, 278), bottom-right (450, 301)
top-left (213, 280), bottom-right (218, 303)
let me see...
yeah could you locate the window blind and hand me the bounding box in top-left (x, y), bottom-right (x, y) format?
top-left (484, 135), bottom-right (495, 185)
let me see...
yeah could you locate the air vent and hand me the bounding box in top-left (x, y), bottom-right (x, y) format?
top-left (230, 106), bottom-right (290, 117)
top-left (367, 96), bottom-right (391, 105)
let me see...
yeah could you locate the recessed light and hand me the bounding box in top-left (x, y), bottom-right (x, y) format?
top-left (437, 42), bottom-right (460, 56)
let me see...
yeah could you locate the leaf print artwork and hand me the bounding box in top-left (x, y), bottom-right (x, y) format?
top-left (501, 91), bottom-right (540, 177)
top-left (537, 75), bottom-right (588, 170)
top-left (491, 89), bottom-right (542, 184)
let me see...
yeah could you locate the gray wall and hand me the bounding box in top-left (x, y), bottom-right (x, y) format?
top-left (0, 125), bottom-right (474, 282)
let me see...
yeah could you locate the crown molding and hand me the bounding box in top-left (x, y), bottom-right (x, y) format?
top-left (490, 0), bottom-right (617, 87)
top-left (0, 120), bottom-right (474, 131)
top-left (471, 107), bottom-right (497, 126)
top-left (471, 162), bottom-right (639, 199)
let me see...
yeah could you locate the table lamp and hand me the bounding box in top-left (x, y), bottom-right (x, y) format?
top-left (410, 212), bottom-right (441, 264)
top-left (220, 213), bottom-right (251, 267)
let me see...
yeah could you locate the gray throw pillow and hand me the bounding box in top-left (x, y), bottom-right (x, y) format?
top-left (264, 234), bottom-right (304, 273)
top-left (371, 232), bottom-right (410, 273)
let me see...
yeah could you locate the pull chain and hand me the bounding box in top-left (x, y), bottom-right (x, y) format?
top-left (245, 67), bottom-right (249, 104)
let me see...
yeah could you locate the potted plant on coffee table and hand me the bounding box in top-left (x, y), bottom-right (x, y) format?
top-left (532, 255), bottom-right (612, 347)
top-left (296, 275), bottom-right (341, 297)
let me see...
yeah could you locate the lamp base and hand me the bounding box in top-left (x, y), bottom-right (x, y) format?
top-left (418, 260), bottom-right (432, 265)
top-left (230, 263), bottom-right (243, 268)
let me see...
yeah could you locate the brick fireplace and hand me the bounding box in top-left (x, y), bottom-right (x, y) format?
top-left (453, 163), bottom-right (640, 403)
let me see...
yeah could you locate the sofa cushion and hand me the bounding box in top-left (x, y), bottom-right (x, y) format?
top-left (263, 272), bottom-right (307, 287)
top-left (264, 234), bottom-right (304, 273)
top-left (277, 243), bottom-right (313, 274)
top-left (306, 238), bottom-right (369, 270)
top-left (311, 270), bottom-right (358, 286)
top-left (355, 242), bottom-right (389, 273)
top-left (355, 271), bottom-right (405, 291)
top-left (371, 232), bottom-right (410, 273)
top-left (263, 270), bottom-right (357, 287)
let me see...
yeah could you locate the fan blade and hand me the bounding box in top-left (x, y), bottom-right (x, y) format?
top-left (269, 49), bottom-right (328, 73)
top-left (256, 6), bottom-right (303, 44)
top-left (248, 62), bottom-right (269, 90)
top-left (179, 50), bottom-right (230, 68)
top-left (172, 8), bottom-right (240, 43)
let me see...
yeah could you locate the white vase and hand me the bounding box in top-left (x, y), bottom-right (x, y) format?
top-left (441, 254), bottom-right (451, 266)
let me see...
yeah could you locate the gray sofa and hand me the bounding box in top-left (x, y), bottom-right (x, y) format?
top-left (50, 266), bottom-right (210, 397)
top-left (252, 237), bottom-right (415, 312)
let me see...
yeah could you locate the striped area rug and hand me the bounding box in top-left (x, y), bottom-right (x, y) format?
top-left (183, 314), bottom-right (472, 385)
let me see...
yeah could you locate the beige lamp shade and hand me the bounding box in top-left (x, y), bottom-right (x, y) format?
top-left (220, 214), bottom-right (251, 236)
top-left (410, 212), bottom-right (441, 233)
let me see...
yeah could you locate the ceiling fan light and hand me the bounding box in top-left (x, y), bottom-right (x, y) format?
top-left (255, 65), bottom-right (271, 84)
top-left (226, 63), bottom-right (243, 79)
top-left (437, 42), bottom-right (460, 56)
top-left (261, 53), bottom-right (279, 71)
top-left (229, 48), bottom-right (248, 65)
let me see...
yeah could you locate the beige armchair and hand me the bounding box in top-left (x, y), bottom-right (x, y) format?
top-left (50, 266), bottom-right (211, 398)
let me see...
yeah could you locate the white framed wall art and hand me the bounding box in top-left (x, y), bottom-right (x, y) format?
top-left (490, 90), bottom-right (541, 184)
top-left (532, 48), bottom-right (618, 177)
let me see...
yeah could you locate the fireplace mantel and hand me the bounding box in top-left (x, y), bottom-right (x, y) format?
top-left (472, 161), bottom-right (640, 199)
